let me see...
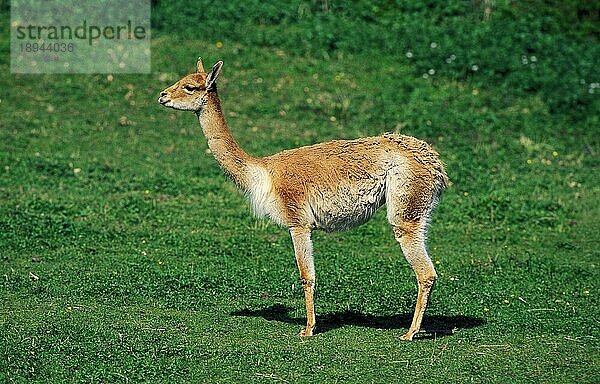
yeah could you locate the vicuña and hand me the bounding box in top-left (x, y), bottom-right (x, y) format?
top-left (158, 58), bottom-right (449, 340)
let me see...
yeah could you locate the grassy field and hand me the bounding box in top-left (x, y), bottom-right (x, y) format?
top-left (1, 1), bottom-right (599, 382)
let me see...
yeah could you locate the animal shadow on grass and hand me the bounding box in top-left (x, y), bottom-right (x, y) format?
top-left (231, 303), bottom-right (485, 339)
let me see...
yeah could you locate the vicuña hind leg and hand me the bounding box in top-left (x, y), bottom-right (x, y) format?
top-left (394, 223), bottom-right (437, 341)
top-left (290, 227), bottom-right (316, 337)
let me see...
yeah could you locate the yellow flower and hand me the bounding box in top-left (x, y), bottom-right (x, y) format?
top-left (552, 151), bottom-right (558, 157)
top-left (503, 299), bottom-right (509, 304)
top-left (527, 159), bottom-right (533, 164)
top-left (483, 307), bottom-right (490, 312)
top-left (435, 260), bottom-right (441, 265)
top-left (215, 41), bottom-right (224, 49)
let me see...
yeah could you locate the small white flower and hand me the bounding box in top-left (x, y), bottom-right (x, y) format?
top-left (530, 56), bottom-right (537, 62)
top-left (450, 54), bottom-right (456, 60)
top-left (471, 64), bottom-right (479, 72)
top-left (406, 51), bottom-right (413, 58)
top-left (422, 73), bottom-right (429, 79)
top-left (428, 69), bottom-right (435, 75)
top-left (430, 42), bottom-right (438, 49)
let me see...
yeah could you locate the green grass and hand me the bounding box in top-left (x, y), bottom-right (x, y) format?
top-left (1, 1), bottom-right (599, 382)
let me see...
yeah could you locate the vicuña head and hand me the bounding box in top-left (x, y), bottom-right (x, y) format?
top-left (158, 56), bottom-right (450, 341)
top-left (158, 57), bottom-right (222, 112)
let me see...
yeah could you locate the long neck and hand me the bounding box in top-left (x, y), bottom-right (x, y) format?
top-left (197, 92), bottom-right (255, 191)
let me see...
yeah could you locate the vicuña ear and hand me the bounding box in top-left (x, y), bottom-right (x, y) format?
top-left (196, 57), bottom-right (205, 73)
top-left (205, 61), bottom-right (223, 91)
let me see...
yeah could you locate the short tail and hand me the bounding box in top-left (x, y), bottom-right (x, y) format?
top-left (433, 162), bottom-right (450, 203)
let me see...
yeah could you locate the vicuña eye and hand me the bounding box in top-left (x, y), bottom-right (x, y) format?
top-left (183, 85), bottom-right (198, 93)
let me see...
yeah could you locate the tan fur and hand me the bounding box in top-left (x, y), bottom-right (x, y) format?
top-left (158, 58), bottom-right (449, 340)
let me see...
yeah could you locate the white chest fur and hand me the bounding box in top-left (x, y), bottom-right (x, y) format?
top-left (245, 164), bottom-right (287, 226)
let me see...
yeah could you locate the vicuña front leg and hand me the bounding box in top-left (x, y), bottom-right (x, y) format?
top-left (290, 227), bottom-right (316, 337)
top-left (394, 225), bottom-right (437, 341)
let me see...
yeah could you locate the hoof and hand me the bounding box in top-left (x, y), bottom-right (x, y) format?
top-left (399, 331), bottom-right (416, 341)
top-left (299, 328), bottom-right (314, 337)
